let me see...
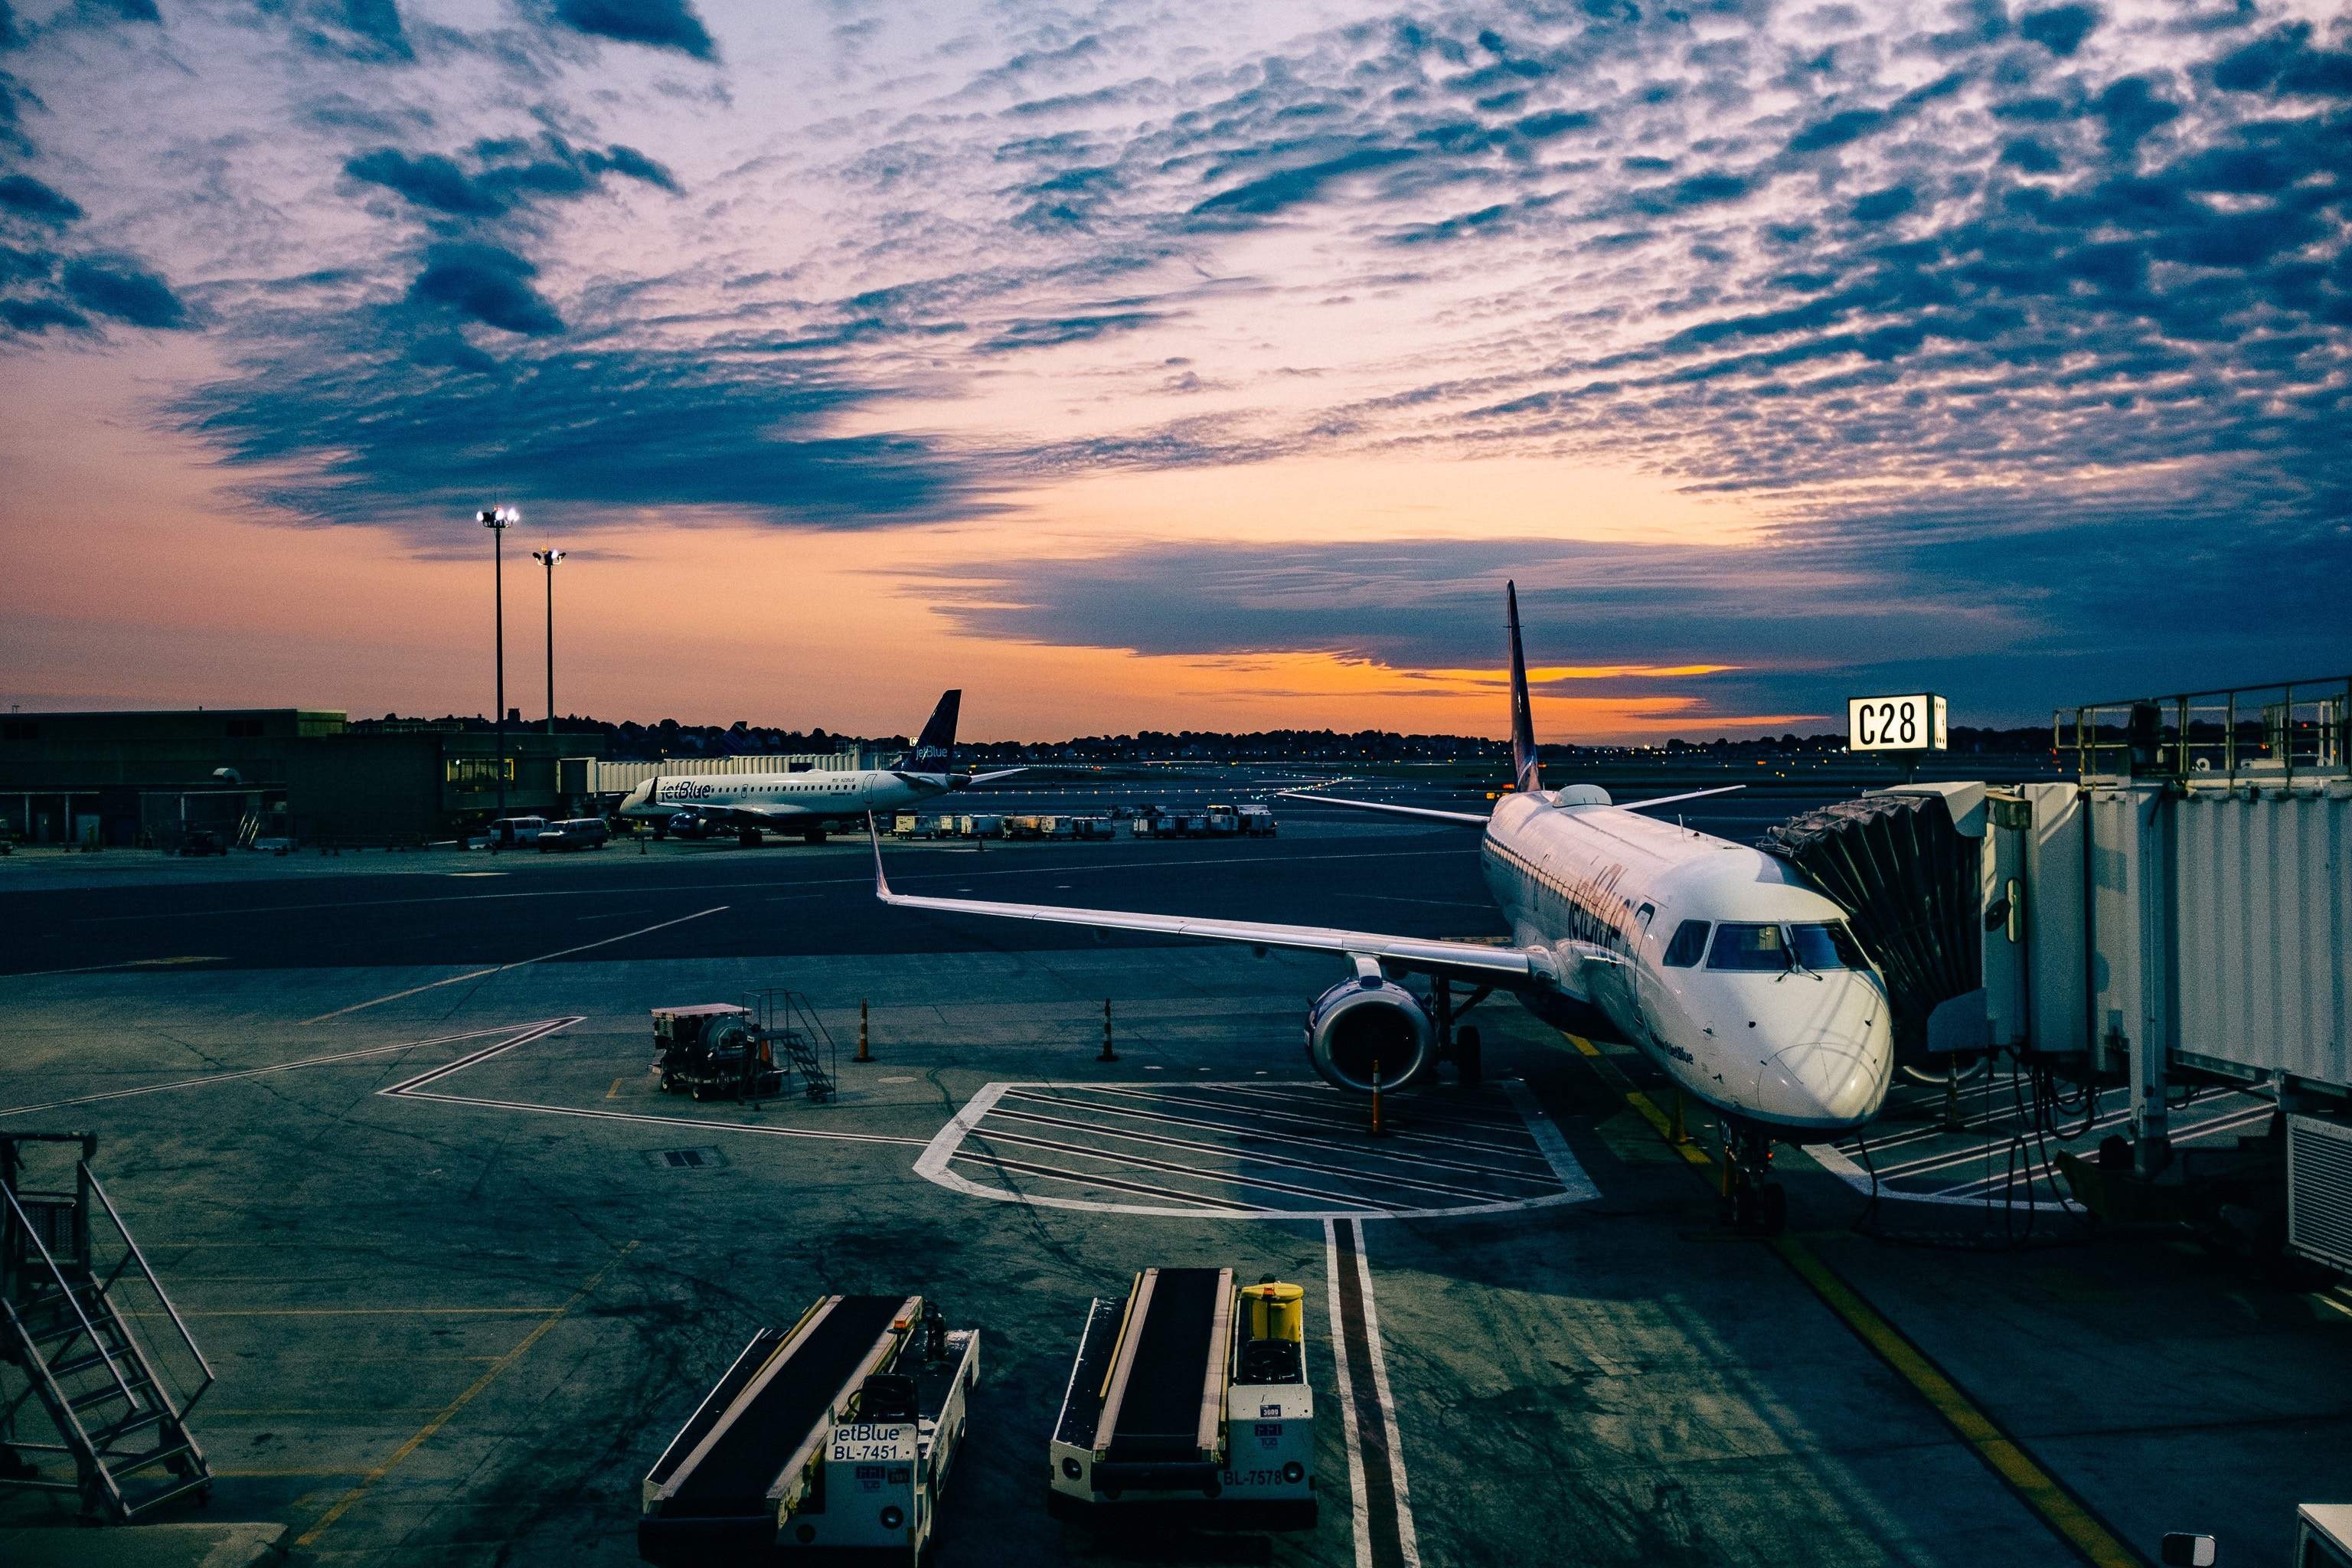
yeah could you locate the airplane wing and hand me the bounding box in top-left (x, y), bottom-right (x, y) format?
top-left (1273, 790), bottom-right (1489, 826)
top-left (966, 767), bottom-right (1027, 785)
top-left (1617, 784), bottom-right (1745, 811)
top-left (868, 822), bottom-right (1540, 987)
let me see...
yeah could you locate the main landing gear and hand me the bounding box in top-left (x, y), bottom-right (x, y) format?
top-left (1719, 1123), bottom-right (1788, 1236)
top-left (1429, 977), bottom-right (1491, 1086)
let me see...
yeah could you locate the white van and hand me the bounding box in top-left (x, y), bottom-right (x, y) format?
top-left (482, 816), bottom-right (549, 850)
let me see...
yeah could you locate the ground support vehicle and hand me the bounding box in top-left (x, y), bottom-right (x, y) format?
top-left (639, 1294), bottom-right (978, 1566)
top-left (650, 1004), bottom-right (784, 1101)
top-left (1049, 1269), bottom-right (1315, 1527)
top-left (537, 817), bottom-right (609, 851)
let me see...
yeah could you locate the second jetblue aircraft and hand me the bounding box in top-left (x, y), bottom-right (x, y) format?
top-left (874, 586), bottom-right (1892, 1229)
top-left (621, 690), bottom-right (1021, 845)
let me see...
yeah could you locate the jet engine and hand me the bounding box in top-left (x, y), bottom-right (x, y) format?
top-left (1304, 974), bottom-right (1433, 1093)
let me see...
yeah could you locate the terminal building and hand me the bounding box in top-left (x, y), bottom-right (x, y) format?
top-left (0, 709), bottom-right (599, 847)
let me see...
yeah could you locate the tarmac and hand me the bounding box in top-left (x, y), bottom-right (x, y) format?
top-left (2, 791), bottom-right (2347, 1567)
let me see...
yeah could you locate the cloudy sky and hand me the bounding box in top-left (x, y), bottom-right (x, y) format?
top-left (1, 0), bottom-right (2346, 740)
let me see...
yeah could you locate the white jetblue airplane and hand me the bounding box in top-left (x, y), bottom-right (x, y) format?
top-left (619, 690), bottom-right (1021, 846)
top-left (872, 586), bottom-right (1892, 1230)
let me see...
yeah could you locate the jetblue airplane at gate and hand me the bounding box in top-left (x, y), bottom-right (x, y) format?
top-left (619, 690), bottom-right (1021, 845)
top-left (872, 589), bottom-right (1892, 1227)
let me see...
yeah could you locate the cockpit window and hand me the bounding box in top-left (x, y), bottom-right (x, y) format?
top-left (1707, 923), bottom-right (1789, 970)
top-left (1790, 921), bottom-right (1869, 971)
top-left (1708, 921), bottom-right (1868, 972)
top-left (1662, 920), bottom-right (1710, 968)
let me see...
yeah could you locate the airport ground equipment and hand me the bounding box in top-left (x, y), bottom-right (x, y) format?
top-left (638, 1294), bottom-right (977, 1566)
top-left (1049, 1269), bottom-right (1315, 1526)
top-left (651, 991), bottom-right (838, 1103)
top-left (0, 1132), bottom-right (214, 1521)
top-left (2298, 1504), bottom-right (2352, 1567)
top-left (652, 1004), bottom-right (783, 1102)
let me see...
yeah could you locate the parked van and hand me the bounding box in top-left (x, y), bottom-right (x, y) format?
top-left (537, 818), bottom-right (610, 852)
top-left (482, 816), bottom-right (548, 850)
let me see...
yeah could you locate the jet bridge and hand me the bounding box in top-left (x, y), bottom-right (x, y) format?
top-left (639, 1292), bottom-right (977, 1566)
top-left (1762, 676), bottom-right (2352, 1270)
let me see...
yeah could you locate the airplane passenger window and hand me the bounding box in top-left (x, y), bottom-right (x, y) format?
top-left (1662, 920), bottom-right (1710, 967)
top-left (1707, 923), bottom-right (1791, 971)
top-left (1788, 922), bottom-right (1868, 971)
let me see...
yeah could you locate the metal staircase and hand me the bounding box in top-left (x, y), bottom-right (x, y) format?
top-left (0, 1132), bottom-right (214, 1521)
top-left (747, 989), bottom-right (838, 1102)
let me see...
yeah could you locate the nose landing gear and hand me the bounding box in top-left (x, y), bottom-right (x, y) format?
top-left (1718, 1125), bottom-right (1787, 1236)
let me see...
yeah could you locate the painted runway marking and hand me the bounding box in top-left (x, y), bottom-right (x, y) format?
top-left (371, 1022), bottom-right (928, 1151)
top-left (294, 1240), bottom-right (639, 1550)
top-left (1563, 1032), bottom-right (2142, 1568)
top-left (0, 1021), bottom-right (578, 1117)
top-left (1326, 1218), bottom-right (1419, 1568)
top-left (297, 903), bottom-right (728, 1024)
top-left (916, 1080), bottom-right (1595, 1220)
top-left (1005, 1087), bottom-right (1557, 1179)
top-left (10, 954), bottom-right (227, 978)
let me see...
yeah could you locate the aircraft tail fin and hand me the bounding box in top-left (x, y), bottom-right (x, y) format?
top-left (1507, 581), bottom-right (1540, 794)
top-left (910, 689), bottom-right (962, 770)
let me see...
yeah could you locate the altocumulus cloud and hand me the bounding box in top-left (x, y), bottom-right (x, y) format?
top-left (405, 242), bottom-right (561, 336)
top-left (544, 0), bottom-right (715, 61)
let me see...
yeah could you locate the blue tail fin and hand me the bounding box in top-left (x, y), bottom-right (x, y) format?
top-left (910, 689), bottom-right (961, 770)
top-left (1507, 582), bottom-right (1540, 794)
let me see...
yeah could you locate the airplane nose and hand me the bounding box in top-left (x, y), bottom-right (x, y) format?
top-left (1754, 1040), bottom-right (1890, 1132)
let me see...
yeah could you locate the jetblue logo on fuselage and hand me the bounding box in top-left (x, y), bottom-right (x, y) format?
top-left (658, 780), bottom-right (715, 801)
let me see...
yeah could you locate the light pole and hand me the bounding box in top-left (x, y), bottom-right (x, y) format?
top-left (531, 549), bottom-right (565, 739)
top-left (479, 507), bottom-right (517, 817)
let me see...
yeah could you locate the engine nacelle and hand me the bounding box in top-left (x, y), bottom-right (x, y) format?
top-left (1304, 975), bottom-right (1433, 1093)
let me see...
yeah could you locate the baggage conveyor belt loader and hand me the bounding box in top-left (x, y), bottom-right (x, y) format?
top-left (639, 1294), bottom-right (978, 1566)
top-left (1048, 1268), bottom-right (1315, 1527)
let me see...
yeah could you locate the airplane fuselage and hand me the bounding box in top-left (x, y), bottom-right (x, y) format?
top-left (1478, 789), bottom-right (1892, 1138)
top-left (619, 769), bottom-right (960, 824)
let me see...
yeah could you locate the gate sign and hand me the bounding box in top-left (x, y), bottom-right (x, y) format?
top-left (1847, 693), bottom-right (1947, 753)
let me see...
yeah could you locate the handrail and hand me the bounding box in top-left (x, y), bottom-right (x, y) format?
top-left (81, 1163), bottom-right (214, 1408)
top-left (0, 1184), bottom-right (140, 1414)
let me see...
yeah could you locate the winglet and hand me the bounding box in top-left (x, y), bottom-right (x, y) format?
top-left (1507, 580), bottom-right (1540, 795)
top-left (867, 812), bottom-right (894, 900)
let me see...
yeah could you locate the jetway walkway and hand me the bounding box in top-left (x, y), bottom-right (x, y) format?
top-left (1760, 675), bottom-right (2352, 1269)
top-left (0, 1132), bottom-right (214, 1521)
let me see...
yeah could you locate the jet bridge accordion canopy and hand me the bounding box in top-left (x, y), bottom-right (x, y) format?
top-left (1759, 791), bottom-right (1983, 1058)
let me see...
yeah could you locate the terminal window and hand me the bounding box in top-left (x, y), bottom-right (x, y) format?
top-left (446, 758), bottom-right (517, 789)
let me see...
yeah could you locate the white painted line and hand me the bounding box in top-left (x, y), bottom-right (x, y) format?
top-left (1497, 1079), bottom-right (1600, 1202)
top-left (1351, 1223), bottom-right (1421, 1568)
top-left (10, 955), bottom-right (227, 978)
top-left (1325, 1220), bottom-right (1374, 1568)
top-left (988, 1106), bottom-right (1544, 1202)
top-left (1808, 1139), bottom-right (2083, 1211)
top-left (910, 1082), bottom-right (1599, 1221)
top-left (1001, 1089), bottom-right (1560, 1184)
top-left (963, 1125), bottom-right (1400, 1212)
top-left (391, 1089), bottom-right (930, 1149)
top-left (948, 1151), bottom-right (1268, 1213)
top-left (0, 1020), bottom-right (579, 1118)
top-left (1063, 1083), bottom-right (1544, 1158)
top-left (1219, 1080), bottom-right (1524, 1131)
top-left (365, 1015), bottom-right (925, 1151)
top-left (298, 904), bottom-right (729, 1024)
